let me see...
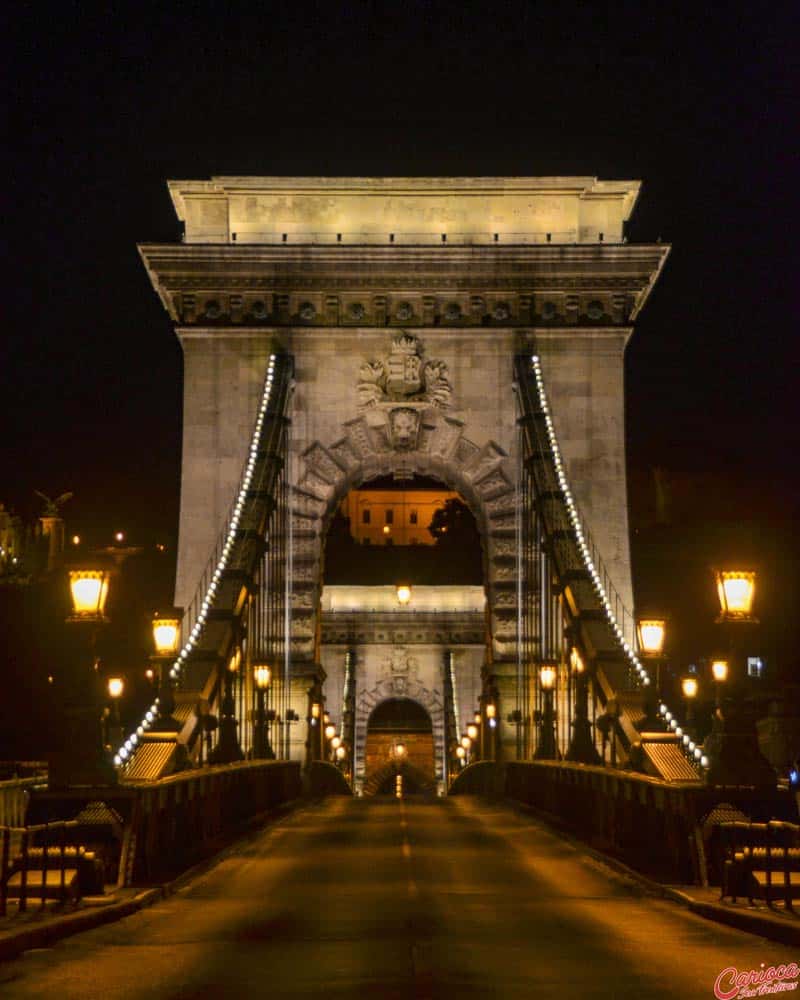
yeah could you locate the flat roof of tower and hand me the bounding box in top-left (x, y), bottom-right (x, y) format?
top-left (167, 176), bottom-right (642, 245)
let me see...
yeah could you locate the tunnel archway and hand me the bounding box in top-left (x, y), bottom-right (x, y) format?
top-left (363, 697), bottom-right (435, 795)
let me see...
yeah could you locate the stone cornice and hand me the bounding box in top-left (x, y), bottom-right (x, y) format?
top-left (138, 243), bottom-right (669, 325)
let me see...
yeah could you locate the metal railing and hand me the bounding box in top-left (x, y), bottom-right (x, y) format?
top-left (0, 776), bottom-right (43, 828)
top-left (1, 821), bottom-right (81, 915)
top-left (221, 229), bottom-right (598, 246)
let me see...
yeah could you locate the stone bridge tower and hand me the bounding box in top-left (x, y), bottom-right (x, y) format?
top-left (139, 177), bottom-right (668, 765)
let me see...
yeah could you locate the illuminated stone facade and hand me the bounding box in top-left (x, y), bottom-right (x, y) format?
top-left (139, 176), bottom-right (669, 763)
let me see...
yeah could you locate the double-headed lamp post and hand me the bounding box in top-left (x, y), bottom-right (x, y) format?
top-left (55, 564), bottom-right (117, 787)
top-left (150, 611), bottom-right (182, 732)
top-left (534, 664), bottom-right (558, 760)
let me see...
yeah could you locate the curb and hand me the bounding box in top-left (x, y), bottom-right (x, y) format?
top-left (0, 798), bottom-right (303, 964)
top-left (502, 797), bottom-right (800, 948)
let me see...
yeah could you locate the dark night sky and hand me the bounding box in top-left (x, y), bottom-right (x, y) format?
top-left (4, 2), bottom-right (799, 665)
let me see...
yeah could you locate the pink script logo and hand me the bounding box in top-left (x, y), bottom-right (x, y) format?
top-left (714, 963), bottom-right (800, 998)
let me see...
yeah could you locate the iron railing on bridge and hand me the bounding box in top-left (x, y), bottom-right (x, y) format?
top-left (515, 353), bottom-right (702, 780)
top-left (116, 353), bottom-right (294, 780)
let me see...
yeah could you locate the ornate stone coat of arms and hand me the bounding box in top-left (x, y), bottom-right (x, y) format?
top-left (357, 333), bottom-right (452, 450)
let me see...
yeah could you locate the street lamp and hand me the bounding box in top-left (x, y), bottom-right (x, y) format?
top-left (711, 658), bottom-right (728, 708)
top-left (637, 619), bottom-right (666, 657)
top-left (253, 662), bottom-right (275, 759)
top-left (715, 570), bottom-right (757, 622)
top-left (211, 643), bottom-right (244, 763)
top-left (566, 645), bottom-right (600, 764)
top-left (325, 723), bottom-right (336, 741)
top-left (534, 664), bottom-right (558, 760)
top-left (150, 610), bottom-right (182, 733)
top-left (68, 568), bottom-right (111, 620)
top-left (396, 584), bottom-right (412, 606)
top-left (106, 676), bottom-right (124, 750)
top-left (467, 723), bottom-right (478, 741)
top-left (681, 676), bottom-right (698, 737)
top-left (55, 561), bottom-right (116, 788)
top-left (705, 568), bottom-right (774, 788)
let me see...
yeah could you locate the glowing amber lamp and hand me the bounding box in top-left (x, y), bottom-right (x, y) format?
top-left (637, 618), bottom-right (666, 656)
top-left (715, 570), bottom-right (756, 620)
top-left (539, 665), bottom-right (556, 690)
top-left (396, 584), bottom-right (412, 605)
top-left (461, 735), bottom-right (471, 750)
top-left (456, 746), bottom-right (466, 759)
top-left (254, 664), bottom-right (272, 689)
top-left (331, 735), bottom-right (342, 750)
top-left (335, 745), bottom-right (346, 761)
top-left (68, 568), bottom-right (110, 618)
top-left (325, 724), bottom-right (336, 740)
top-left (311, 703), bottom-right (321, 720)
top-left (394, 742), bottom-right (406, 757)
top-left (107, 677), bottom-right (124, 699)
top-left (485, 703), bottom-right (496, 720)
top-left (569, 647), bottom-right (585, 673)
top-left (711, 659), bottom-right (729, 683)
top-left (467, 724), bottom-right (478, 741)
top-left (152, 614), bottom-right (181, 655)
top-left (681, 677), bottom-right (698, 699)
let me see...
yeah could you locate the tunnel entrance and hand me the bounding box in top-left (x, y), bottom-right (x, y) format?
top-left (363, 697), bottom-right (435, 795)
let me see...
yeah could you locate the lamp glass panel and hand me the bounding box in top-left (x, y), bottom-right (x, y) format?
top-left (153, 618), bottom-right (180, 655)
top-left (69, 570), bottom-right (109, 616)
top-left (719, 572), bottom-right (755, 616)
top-left (637, 619), bottom-right (666, 655)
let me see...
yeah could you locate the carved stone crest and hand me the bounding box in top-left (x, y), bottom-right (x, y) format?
top-left (380, 646), bottom-right (419, 683)
top-left (357, 332), bottom-right (451, 411)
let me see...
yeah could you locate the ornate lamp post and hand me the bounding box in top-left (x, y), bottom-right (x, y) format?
top-left (150, 610), bottom-right (182, 732)
top-left (681, 676), bottom-right (698, 738)
top-left (211, 647), bottom-right (244, 763)
top-left (704, 568), bottom-right (774, 788)
top-left (253, 663), bottom-right (275, 759)
top-left (484, 700), bottom-right (497, 761)
top-left (711, 658), bottom-right (728, 707)
top-left (53, 563), bottom-right (117, 787)
top-left (566, 646), bottom-right (600, 763)
top-left (105, 676), bottom-right (124, 751)
top-left (534, 665), bottom-right (558, 760)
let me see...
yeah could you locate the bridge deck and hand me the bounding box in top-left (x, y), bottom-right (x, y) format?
top-left (1, 799), bottom-right (795, 998)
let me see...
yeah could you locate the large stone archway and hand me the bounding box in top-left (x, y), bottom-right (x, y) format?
top-left (289, 400), bottom-right (517, 665)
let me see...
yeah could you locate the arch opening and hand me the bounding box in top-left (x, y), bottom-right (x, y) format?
top-left (364, 698), bottom-right (435, 796)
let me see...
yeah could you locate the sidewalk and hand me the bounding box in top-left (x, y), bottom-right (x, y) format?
top-left (0, 885), bottom-right (163, 962)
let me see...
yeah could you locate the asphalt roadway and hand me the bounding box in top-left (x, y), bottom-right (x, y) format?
top-left (0, 797), bottom-right (797, 999)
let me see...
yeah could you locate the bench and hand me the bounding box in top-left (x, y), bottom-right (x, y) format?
top-left (720, 820), bottom-right (800, 909)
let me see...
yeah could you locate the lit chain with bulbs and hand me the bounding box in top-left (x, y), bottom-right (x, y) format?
top-left (115, 355), bottom-right (280, 768)
top-left (528, 356), bottom-right (705, 773)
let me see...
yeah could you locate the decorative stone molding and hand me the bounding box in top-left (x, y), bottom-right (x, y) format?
top-left (290, 404), bottom-right (518, 662)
